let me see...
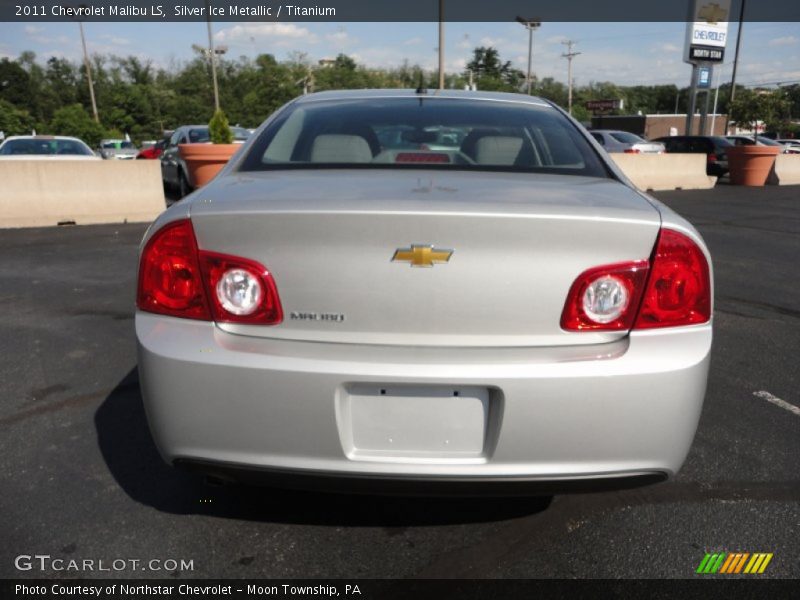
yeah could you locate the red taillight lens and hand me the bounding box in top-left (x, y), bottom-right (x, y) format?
top-left (560, 261), bottom-right (649, 331)
top-left (634, 229), bottom-right (711, 329)
top-left (708, 153), bottom-right (717, 162)
top-left (137, 219), bottom-right (282, 325)
top-left (561, 229), bottom-right (711, 332)
top-left (137, 219), bottom-right (210, 320)
top-left (623, 148), bottom-right (641, 154)
top-left (200, 251), bottom-right (283, 325)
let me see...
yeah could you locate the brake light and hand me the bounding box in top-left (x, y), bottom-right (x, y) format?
top-left (707, 153), bottom-right (717, 162)
top-left (396, 152), bottom-right (451, 163)
top-left (634, 229), bottom-right (711, 329)
top-left (560, 261), bottom-right (649, 331)
top-left (137, 219), bottom-right (283, 325)
top-left (137, 220), bottom-right (210, 320)
top-left (623, 148), bottom-right (641, 154)
top-left (561, 229), bottom-right (711, 331)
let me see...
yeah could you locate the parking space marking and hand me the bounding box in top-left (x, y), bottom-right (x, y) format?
top-left (753, 391), bottom-right (800, 417)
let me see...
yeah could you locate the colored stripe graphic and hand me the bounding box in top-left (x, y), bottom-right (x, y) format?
top-left (698, 552), bottom-right (773, 574)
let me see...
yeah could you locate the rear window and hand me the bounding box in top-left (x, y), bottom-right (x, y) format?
top-left (0, 138), bottom-right (93, 156)
top-left (609, 132), bottom-right (645, 144)
top-left (241, 97), bottom-right (608, 177)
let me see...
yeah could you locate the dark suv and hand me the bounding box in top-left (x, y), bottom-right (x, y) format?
top-left (652, 135), bottom-right (733, 177)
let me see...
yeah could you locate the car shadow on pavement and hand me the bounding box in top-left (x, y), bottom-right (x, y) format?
top-left (95, 368), bottom-right (551, 526)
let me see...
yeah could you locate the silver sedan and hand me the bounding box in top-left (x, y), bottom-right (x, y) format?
top-left (136, 90), bottom-right (712, 494)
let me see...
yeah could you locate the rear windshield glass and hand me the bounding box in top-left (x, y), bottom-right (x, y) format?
top-left (101, 141), bottom-right (135, 149)
top-left (240, 97), bottom-right (608, 177)
top-left (188, 127), bottom-right (250, 143)
top-left (0, 138), bottom-right (93, 156)
top-left (609, 132), bottom-right (645, 144)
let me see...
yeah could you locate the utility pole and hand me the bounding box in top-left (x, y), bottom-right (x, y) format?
top-left (77, 21), bottom-right (99, 123)
top-left (561, 40), bottom-right (581, 114)
top-left (516, 17), bottom-right (541, 95)
top-left (724, 0), bottom-right (746, 135)
top-left (205, 0), bottom-right (220, 111)
top-left (438, 0), bottom-right (445, 90)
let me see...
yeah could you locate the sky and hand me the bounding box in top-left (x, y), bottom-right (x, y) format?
top-left (1, 21), bottom-right (799, 88)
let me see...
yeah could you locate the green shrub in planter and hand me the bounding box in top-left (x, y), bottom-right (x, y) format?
top-left (209, 109), bottom-right (233, 144)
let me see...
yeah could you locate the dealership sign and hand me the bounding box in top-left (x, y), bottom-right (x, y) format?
top-left (684, 0), bottom-right (730, 64)
top-left (585, 99), bottom-right (624, 113)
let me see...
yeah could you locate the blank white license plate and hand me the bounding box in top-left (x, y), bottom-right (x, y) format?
top-left (343, 385), bottom-right (489, 459)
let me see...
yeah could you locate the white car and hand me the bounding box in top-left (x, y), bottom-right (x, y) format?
top-left (0, 135), bottom-right (99, 160)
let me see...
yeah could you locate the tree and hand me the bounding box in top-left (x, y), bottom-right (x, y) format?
top-left (466, 47), bottom-right (524, 92)
top-left (730, 89), bottom-right (791, 140)
top-left (0, 99), bottom-right (35, 135)
top-left (49, 104), bottom-right (106, 146)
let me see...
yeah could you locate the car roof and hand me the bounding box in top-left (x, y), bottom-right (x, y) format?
top-left (291, 88), bottom-right (553, 107)
top-left (1, 135), bottom-right (87, 142)
top-left (589, 129), bottom-right (638, 134)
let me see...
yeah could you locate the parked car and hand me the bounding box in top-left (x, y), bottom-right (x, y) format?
top-left (589, 130), bottom-right (665, 154)
top-left (98, 139), bottom-right (138, 160)
top-left (160, 125), bottom-right (251, 197)
top-left (725, 135), bottom-right (799, 154)
top-left (137, 90), bottom-right (713, 495)
top-left (136, 136), bottom-right (169, 160)
top-left (652, 135), bottom-right (733, 177)
top-left (773, 139), bottom-right (800, 154)
top-left (0, 135), bottom-right (99, 159)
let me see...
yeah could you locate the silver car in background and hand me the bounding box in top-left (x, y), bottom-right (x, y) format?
top-left (590, 129), bottom-right (665, 154)
top-left (98, 139), bottom-right (138, 160)
top-left (137, 90), bottom-right (712, 494)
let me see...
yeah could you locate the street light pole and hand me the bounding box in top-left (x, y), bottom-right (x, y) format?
top-left (205, 0), bottom-right (220, 111)
top-left (724, 0), bottom-right (746, 135)
top-left (77, 20), bottom-right (99, 123)
top-left (516, 17), bottom-right (541, 95)
top-left (438, 0), bottom-right (445, 90)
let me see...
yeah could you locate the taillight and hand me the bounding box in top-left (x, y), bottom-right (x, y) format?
top-left (707, 153), bottom-right (717, 162)
top-left (634, 229), bottom-right (711, 329)
top-left (560, 261), bottom-right (649, 331)
top-left (137, 219), bottom-right (210, 320)
top-left (200, 251), bottom-right (283, 325)
top-left (561, 229), bottom-right (711, 332)
top-left (137, 219), bottom-right (283, 325)
top-left (624, 148), bottom-right (641, 154)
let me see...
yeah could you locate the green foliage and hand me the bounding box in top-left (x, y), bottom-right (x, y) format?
top-left (49, 103), bottom-right (106, 146)
top-left (0, 98), bottom-right (35, 135)
top-left (208, 108), bottom-right (233, 144)
top-left (466, 47), bottom-right (524, 92)
top-left (730, 88), bottom-right (792, 140)
top-left (2, 48), bottom-right (798, 146)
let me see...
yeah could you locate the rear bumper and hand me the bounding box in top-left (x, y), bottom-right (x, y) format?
top-left (136, 313), bottom-right (711, 488)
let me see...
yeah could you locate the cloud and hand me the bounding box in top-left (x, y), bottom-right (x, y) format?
top-left (403, 37), bottom-right (424, 46)
top-left (24, 25), bottom-right (44, 35)
top-left (653, 42), bottom-right (681, 53)
top-left (100, 34), bottom-right (131, 46)
top-left (214, 23), bottom-right (318, 48)
top-left (769, 36), bottom-right (798, 47)
top-left (325, 29), bottom-right (356, 48)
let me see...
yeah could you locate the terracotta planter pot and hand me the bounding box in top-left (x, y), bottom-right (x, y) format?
top-left (178, 143), bottom-right (239, 188)
top-left (727, 145), bottom-right (780, 187)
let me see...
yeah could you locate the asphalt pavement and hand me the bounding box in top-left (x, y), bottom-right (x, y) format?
top-left (0, 184), bottom-right (798, 579)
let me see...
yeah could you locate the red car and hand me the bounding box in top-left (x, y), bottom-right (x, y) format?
top-left (136, 136), bottom-right (170, 160)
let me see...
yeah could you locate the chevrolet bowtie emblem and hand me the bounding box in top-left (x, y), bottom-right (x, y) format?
top-left (392, 245), bottom-right (453, 267)
top-left (698, 2), bottom-right (727, 24)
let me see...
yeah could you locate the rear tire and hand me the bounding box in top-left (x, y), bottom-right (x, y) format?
top-left (178, 170), bottom-right (192, 198)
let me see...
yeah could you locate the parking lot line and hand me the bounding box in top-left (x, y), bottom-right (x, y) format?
top-left (753, 391), bottom-right (800, 417)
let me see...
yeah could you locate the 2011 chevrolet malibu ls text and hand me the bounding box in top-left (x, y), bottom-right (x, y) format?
top-left (136, 90), bottom-right (712, 494)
